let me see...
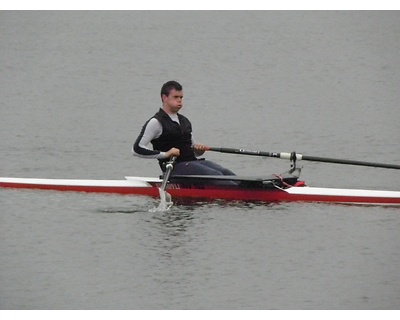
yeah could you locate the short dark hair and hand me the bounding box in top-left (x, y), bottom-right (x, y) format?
top-left (160, 81), bottom-right (182, 98)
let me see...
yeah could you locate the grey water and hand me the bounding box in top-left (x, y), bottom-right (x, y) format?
top-left (1, 11), bottom-right (400, 309)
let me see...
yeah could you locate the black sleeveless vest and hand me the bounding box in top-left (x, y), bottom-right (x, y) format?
top-left (151, 108), bottom-right (197, 165)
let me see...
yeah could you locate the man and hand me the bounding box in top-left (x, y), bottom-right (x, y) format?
top-left (133, 81), bottom-right (236, 179)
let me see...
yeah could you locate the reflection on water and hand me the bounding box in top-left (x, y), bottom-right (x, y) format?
top-left (98, 197), bottom-right (288, 214)
top-left (152, 210), bottom-right (195, 236)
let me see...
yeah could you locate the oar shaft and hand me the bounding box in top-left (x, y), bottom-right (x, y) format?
top-left (300, 155), bottom-right (400, 170)
top-left (160, 157), bottom-right (176, 191)
top-left (207, 147), bottom-right (283, 159)
top-left (206, 146), bottom-right (400, 170)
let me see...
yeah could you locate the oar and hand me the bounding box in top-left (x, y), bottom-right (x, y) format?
top-left (206, 147), bottom-right (400, 170)
top-left (160, 156), bottom-right (177, 192)
top-left (151, 157), bottom-right (177, 212)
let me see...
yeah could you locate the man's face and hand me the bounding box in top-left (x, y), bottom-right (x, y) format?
top-left (162, 89), bottom-right (183, 114)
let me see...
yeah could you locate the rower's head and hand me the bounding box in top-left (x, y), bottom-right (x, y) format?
top-left (161, 81), bottom-right (183, 114)
top-left (161, 80), bottom-right (182, 99)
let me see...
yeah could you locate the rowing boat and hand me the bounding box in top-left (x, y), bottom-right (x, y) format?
top-left (1, 147), bottom-right (399, 206)
top-left (1, 171), bottom-right (399, 205)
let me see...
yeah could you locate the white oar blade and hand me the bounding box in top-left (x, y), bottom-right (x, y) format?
top-left (149, 188), bottom-right (173, 212)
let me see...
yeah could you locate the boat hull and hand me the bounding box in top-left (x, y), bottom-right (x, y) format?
top-left (1, 176), bottom-right (400, 205)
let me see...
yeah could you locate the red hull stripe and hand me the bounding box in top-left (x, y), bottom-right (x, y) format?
top-left (1, 181), bottom-right (400, 205)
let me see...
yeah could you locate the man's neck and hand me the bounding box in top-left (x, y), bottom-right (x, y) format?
top-left (162, 106), bottom-right (178, 116)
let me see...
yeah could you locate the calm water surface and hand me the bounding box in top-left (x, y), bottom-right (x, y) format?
top-left (1, 11), bottom-right (400, 309)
